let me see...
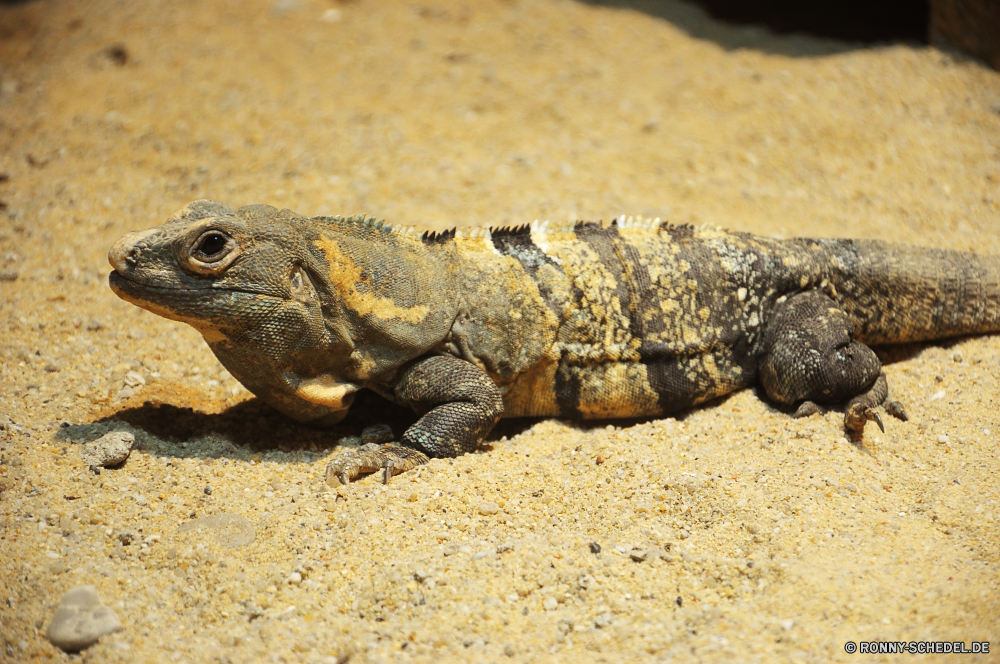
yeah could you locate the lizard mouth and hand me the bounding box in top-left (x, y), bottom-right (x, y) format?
top-left (108, 270), bottom-right (274, 299)
top-left (108, 270), bottom-right (223, 322)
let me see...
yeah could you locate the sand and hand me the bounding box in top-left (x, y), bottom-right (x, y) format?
top-left (0, 0), bottom-right (998, 661)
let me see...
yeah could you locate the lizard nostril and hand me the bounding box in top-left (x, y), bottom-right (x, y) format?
top-left (108, 230), bottom-right (155, 273)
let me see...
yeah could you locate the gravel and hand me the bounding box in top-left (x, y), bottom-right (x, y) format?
top-left (3, 0), bottom-right (999, 661)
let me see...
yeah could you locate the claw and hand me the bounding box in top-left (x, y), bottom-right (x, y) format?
top-left (870, 409), bottom-right (885, 433)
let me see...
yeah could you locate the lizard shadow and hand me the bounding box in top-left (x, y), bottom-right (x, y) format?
top-left (55, 389), bottom-right (421, 464)
top-left (53, 340), bottom-right (952, 465)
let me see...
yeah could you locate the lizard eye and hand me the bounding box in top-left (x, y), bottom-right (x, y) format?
top-left (290, 267), bottom-right (304, 292)
top-left (193, 231), bottom-right (233, 261)
top-left (183, 228), bottom-right (240, 274)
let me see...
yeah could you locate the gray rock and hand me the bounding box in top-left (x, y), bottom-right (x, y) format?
top-left (175, 513), bottom-right (255, 549)
top-left (80, 432), bottom-right (134, 467)
top-left (46, 585), bottom-right (122, 652)
top-left (360, 424), bottom-right (393, 444)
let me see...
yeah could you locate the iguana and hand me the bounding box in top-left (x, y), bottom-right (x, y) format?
top-left (108, 200), bottom-right (1000, 483)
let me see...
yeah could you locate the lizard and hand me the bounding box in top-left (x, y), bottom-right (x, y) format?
top-left (107, 199), bottom-right (1000, 484)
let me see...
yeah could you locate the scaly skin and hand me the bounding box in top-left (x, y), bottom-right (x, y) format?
top-left (108, 200), bottom-right (1000, 482)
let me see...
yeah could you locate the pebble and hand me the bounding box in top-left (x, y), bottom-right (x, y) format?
top-left (79, 432), bottom-right (134, 467)
top-left (46, 585), bottom-right (122, 652)
top-left (478, 502), bottom-right (500, 516)
top-left (175, 513), bottom-right (256, 549)
top-left (594, 611), bottom-right (614, 628)
top-left (630, 548), bottom-right (663, 562)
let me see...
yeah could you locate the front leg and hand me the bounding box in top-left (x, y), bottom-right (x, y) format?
top-left (326, 356), bottom-right (504, 484)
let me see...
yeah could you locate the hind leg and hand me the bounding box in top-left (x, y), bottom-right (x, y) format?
top-left (757, 290), bottom-right (908, 432)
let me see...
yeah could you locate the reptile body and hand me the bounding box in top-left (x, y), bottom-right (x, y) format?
top-left (108, 200), bottom-right (1000, 482)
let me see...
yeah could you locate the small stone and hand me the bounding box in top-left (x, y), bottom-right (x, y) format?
top-left (478, 501), bottom-right (500, 516)
top-left (937, 434), bottom-right (950, 444)
top-left (407, 491), bottom-right (419, 502)
top-left (360, 424), bottom-right (393, 444)
top-left (79, 432), bottom-right (134, 467)
top-left (951, 351), bottom-right (963, 363)
top-left (443, 544), bottom-right (461, 556)
top-left (543, 597), bottom-right (558, 611)
top-left (287, 571), bottom-right (302, 585)
top-left (594, 611), bottom-right (614, 628)
top-left (85, 318), bottom-right (104, 331)
top-left (0, 269), bottom-right (18, 281)
top-left (503, 644), bottom-right (516, 657)
top-left (122, 371), bottom-right (146, 388)
top-left (175, 513), bottom-right (255, 549)
top-left (116, 529), bottom-right (136, 546)
top-left (46, 585), bottom-right (122, 652)
top-left (495, 542), bottom-right (513, 554)
top-left (204, 485), bottom-right (212, 495)
top-left (632, 548), bottom-right (662, 562)
top-left (588, 542), bottom-right (601, 554)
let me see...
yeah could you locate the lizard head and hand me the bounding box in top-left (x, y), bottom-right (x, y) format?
top-left (109, 200), bottom-right (460, 425)
top-left (108, 200), bottom-right (329, 335)
top-left (108, 200), bottom-right (359, 423)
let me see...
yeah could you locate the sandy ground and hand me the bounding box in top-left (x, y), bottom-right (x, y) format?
top-left (1, 0), bottom-right (999, 662)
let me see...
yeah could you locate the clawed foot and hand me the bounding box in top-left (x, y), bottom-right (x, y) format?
top-left (844, 399), bottom-right (908, 433)
top-left (325, 442), bottom-right (430, 486)
top-left (845, 404), bottom-right (884, 432)
top-left (796, 397), bottom-right (909, 434)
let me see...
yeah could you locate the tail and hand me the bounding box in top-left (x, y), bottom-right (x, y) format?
top-left (830, 240), bottom-right (1000, 345)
